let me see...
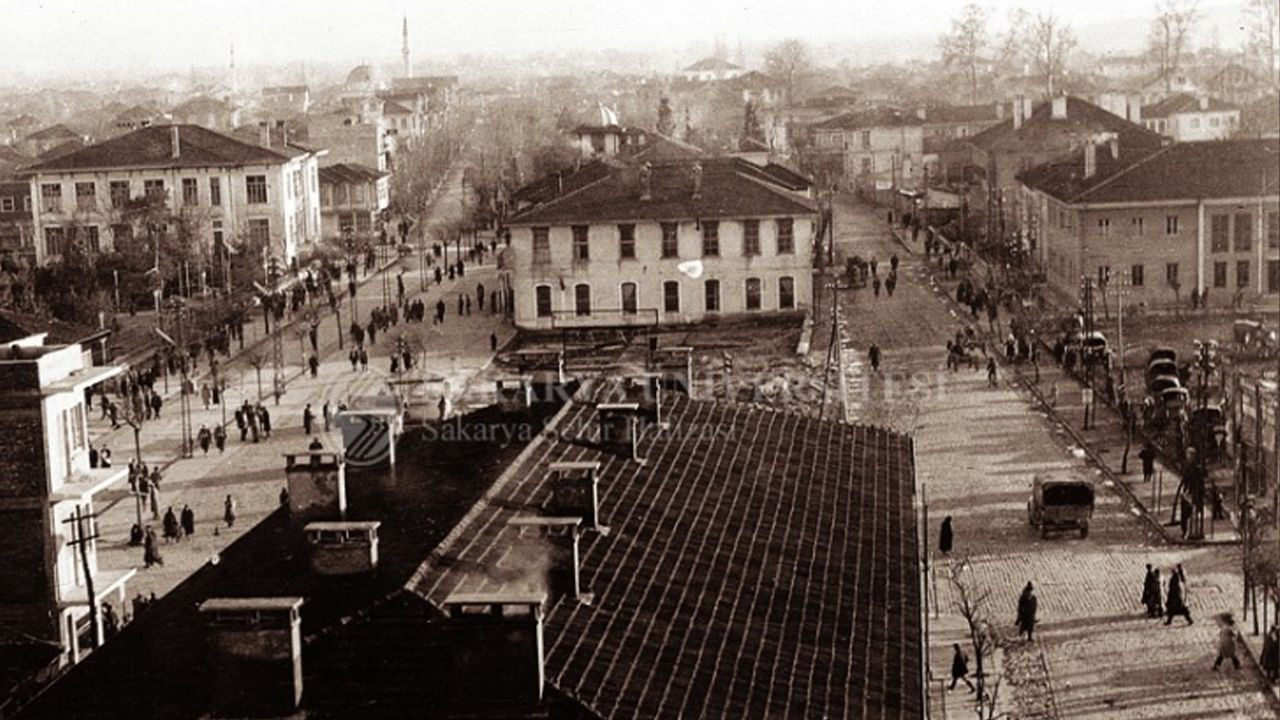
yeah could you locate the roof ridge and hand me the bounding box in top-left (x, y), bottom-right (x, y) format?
top-left (1068, 142), bottom-right (1177, 203)
top-left (509, 166), bottom-right (616, 220)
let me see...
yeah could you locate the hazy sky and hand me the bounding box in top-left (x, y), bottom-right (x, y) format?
top-left (0, 0), bottom-right (1250, 79)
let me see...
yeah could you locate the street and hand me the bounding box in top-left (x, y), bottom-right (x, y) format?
top-left (831, 198), bottom-right (1278, 719)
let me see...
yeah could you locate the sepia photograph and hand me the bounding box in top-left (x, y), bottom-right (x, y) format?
top-left (0, 0), bottom-right (1277, 717)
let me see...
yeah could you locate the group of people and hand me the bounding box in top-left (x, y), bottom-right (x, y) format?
top-left (233, 402), bottom-right (272, 443)
top-left (1140, 563), bottom-right (1195, 626)
top-left (867, 254), bottom-right (900, 298)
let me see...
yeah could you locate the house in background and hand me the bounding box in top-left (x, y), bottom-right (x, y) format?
top-left (680, 56), bottom-right (748, 83)
top-left (1240, 94), bottom-right (1280, 139)
top-left (5, 114), bottom-right (40, 146)
top-left (261, 85), bottom-right (311, 116)
top-left (318, 163), bottom-right (389, 241)
top-left (0, 178), bottom-right (35, 264)
top-left (807, 107), bottom-right (925, 195)
top-left (20, 126), bottom-right (86, 160)
top-left (169, 96), bottom-right (240, 133)
top-left (1140, 93), bottom-right (1239, 141)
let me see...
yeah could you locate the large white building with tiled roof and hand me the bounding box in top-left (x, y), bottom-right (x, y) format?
top-left (1139, 93), bottom-right (1240, 142)
top-left (504, 158), bottom-right (818, 329)
top-left (21, 124), bottom-right (324, 267)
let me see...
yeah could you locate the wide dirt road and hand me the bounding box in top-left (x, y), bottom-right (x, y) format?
top-left (831, 199), bottom-right (1276, 719)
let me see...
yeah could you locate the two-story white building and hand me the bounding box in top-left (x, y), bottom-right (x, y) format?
top-left (0, 334), bottom-right (133, 672)
top-left (1140, 93), bottom-right (1240, 142)
top-left (808, 108), bottom-right (925, 193)
top-left (504, 158), bottom-right (818, 329)
top-left (21, 124), bottom-right (324, 267)
top-left (319, 163), bottom-right (390, 241)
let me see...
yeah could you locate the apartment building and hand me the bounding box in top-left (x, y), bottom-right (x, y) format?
top-left (808, 108), bottom-right (924, 192)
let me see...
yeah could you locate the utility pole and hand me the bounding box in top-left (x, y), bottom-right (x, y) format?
top-left (177, 303), bottom-right (193, 457)
top-left (64, 507), bottom-right (103, 650)
top-left (268, 258), bottom-right (286, 405)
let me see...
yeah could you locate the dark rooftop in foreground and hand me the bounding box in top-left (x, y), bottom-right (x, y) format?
top-left (23, 124), bottom-right (296, 173)
top-left (409, 383), bottom-right (924, 719)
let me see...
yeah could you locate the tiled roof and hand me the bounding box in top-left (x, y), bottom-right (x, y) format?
top-left (627, 133), bottom-right (705, 162)
top-left (171, 95), bottom-right (232, 117)
top-left (1141, 92), bottom-right (1238, 118)
top-left (409, 384), bottom-right (924, 720)
top-left (965, 95), bottom-right (1165, 152)
top-left (814, 107), bottom-right (923, 130)
top-left (382, 99), bottom-right (414, 115)
top-left (7, 114), bottom-right (38, 128)
top-left (319, 162), bottom-right (387, 185)
top-left (0, 309), bottom-right (107, 347)
top-left (924, 103), bottom-right (1004, 125)
top-left (24, 124), bottom-right (80, 142)
top-left (111, 104), bottom-right (164, 124)
top-left (510, 159), bottom-right (621, 208)
top-left (507, 157), bottom-right (817, 225)
top-left (683, 56), bottom-right (744, 72)
top-left (1018, 139), bottom-right (1280, 204)
top-left (23, 124), bottom-right (293, 173)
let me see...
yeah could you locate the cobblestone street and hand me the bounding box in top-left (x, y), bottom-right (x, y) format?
top-left (832, 198), bottom-right (1278, 719)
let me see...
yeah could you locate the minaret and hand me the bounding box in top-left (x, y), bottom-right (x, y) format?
top-left (230, 43), bottom-right (238, 96)
top-left (401, 15), bottom-right (411, 78)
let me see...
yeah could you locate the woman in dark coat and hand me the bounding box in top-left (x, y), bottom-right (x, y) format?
top-left (939, 516), bottom-right (954, 555)
top-left (1016, 582), bottom-right (1038, 640)
top-left (1261, 624), bottom-right (1280, 683)
top-left (949, 643), bottom-right (974, 691)
top-left (1164, 569), bottom-right (1193, 625)
top-left (1141, 565), bottom-right (1163, 618)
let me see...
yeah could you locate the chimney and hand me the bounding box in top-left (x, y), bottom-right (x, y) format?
top-left (199, 597), bottom-right (304, 718)
top-left (547, 461), bottom-right (603, 532)
top-left (1198, 95), bottom-right (1209, 111)
top-left (276, 119), bottom-right (288, 147)
top-left (1051, 95), bottom-right (1067, 119)
top-left (507, 516), bottom-right (588, 602)
top-left (170, 125), bottom-right (181, 159)
top-left (597, 402), bottom-right (643, 462)
top-left (283, 449), bottom-right (347, 522)
top-left (639, 161), bottom-right (653, 201)
top-left (1084, 142), bottom-right (1097, 179)
top-left (556, 172), bottom-right (563, 196)
top-left (1013, 95), bottom-right (1025, 130)
top-left (691, 161), bottom-right (703, 200)
top-left (304, 521), bottom-right (380, 575)
top-left (441, 593), bottom-right (545, 706)
top-left (645, 345), bottom-right (693, 394)
top-left (258, 120), bottom-right (272, 149)
top-left (623, 373), bottom-right (666, 427)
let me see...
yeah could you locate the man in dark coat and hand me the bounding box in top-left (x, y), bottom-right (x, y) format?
top-left (1164, 567), bottom-right (1193, 625)
top-left (1016, 582), bottom-right (1038, 640)
top-left (939, 516), bottom-right (954, 555)
top-left (949, 643), bottom-right (975, 691)
top-left (1261, 624), bottom-right (1280, 683)
top-left (1139, 442), bottom-right (1157, 483)
top-left (180, 504), bottom-right (195, 537)
top-left (869, 343), bottom-right (881, 372)
top-left (303, 404), bottom-right (314, 435)
top-left (1141, 564), bottom-right (1163, 617)
top-left (162, 507), bottom-right (180, 542)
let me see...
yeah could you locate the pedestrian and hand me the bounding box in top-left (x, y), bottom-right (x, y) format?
top-left (868, 343), bottom-right (881, 372)
top-left (323, 400), bottom-right (332, 432)
top-left (885, 273), bottom-right (896, 296)
top-left (89, 445), bottom-right (99, 469)
top-left (1164, 567), bottom-right (1193, 625)
top-left (872, 276), bottom-right (881, 297)
top-left (224, 494), bottom-right (237, 528)
top-left (1141, 565), bottom-right (1163, 618)
top-left (259, 405), bottom-right (272, 438)
top-left (465, 295), bottom-right (472, 315)
top-left (303, 403), bottom-right (314, 435)
top-left (949, 643), bottom-right (975, 692)
top-left (99, 446), bottom-right (111, 468)
top-left (349, 348), bottom-right (359, 371)
top-left (1261, 624), bottom-right (1280, 683)
top-left (458, 293), bottom-right (465, 316)
top-left (162, 506), bottom-right (180, 543)
top-left (1213, 614), bottom-right (1241, 671)
top-left (890, 254), bottom-right (899, 272)
top-left (150, 391), bottom-right (162, 419)
top-left (939, 516), bottom-right (953, 555)
top-left (143, 527), bottom-right (163, 567)
top-left (477, 282), bottom-right (485, 311)
top-left (1016, 582), bottom-right (1038, 641)
top-left (986, 358), bottom-right (998, 387)
top-left (1139, 442), bottom-right (1156, 483)
top-left (438, 395), bottom-right (447, 421)
top-left (214, 425), bottom-right (226, 453)
top-left (309, 354), bottom-right (320, 378)
top-left (180, 504), bottom-right (195, 538)
top-left (367, 321), bottom-right (377, 345)
top-left (490, 332), bottom-right (498, 353)
top-left (200, 383), bottom-right (211, 410)
top-left (197, 425), bottom-right (212, 454)
top-left (359, 348), bottom-right (369, 371)
top-left (436, 299), bottom-right (446, 324)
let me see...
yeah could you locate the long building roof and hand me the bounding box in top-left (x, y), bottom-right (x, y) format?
top-left (23, 124), bottom-right (296, 173)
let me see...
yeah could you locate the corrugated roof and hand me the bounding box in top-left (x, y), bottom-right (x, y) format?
top-left (409, 384), bottom-right (923, 720)
top-left (1018, 138), bottom-right (1280, 204)
top-left (23, 124), bottom-right (294, 172)
top-left (1141, 92), bottom-right (1239, 118)
top-left (508, 157), bottom-right (816, 225)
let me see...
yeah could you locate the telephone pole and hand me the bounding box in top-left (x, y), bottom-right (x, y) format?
top-left (268, 258), bottom-right (286, 405)
top-left (64, 507), bottom-right (103, 650)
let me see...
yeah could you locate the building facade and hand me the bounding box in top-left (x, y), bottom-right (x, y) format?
top-left (1019, 139), bottom-right (1280, 307)
top-left (21, 124), bottom-right (323, 267)
top-left (1140, 93), bottom-right (1240, 142)
top-left (0, 179), bottom-right (35, 262)
top-left (0, 335), bottom-right (134, 671)
top-left (808, 108), bottom-right (924, 193)
top-left (318, 163), bottom-right (390, 241)
top-left (505, 158), bottom-right (817, 329)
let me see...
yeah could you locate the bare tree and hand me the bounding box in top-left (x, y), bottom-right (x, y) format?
top-left (244, 347), bottom-right (268, 401)
top-left (764, 39), bottom-right (812, 104)
top-left (1024, 12), bottom-right (1076, 97)
top-left (941, 4), bottom-right (992, 105)
top-left (947, 561), bottom-right (1011, 719)
top-left (1244, 0), bottom-right (1280, 86)
top-left (1148, 0), bottom-right (1200, 92)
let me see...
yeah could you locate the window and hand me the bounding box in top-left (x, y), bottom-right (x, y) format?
top-left (1130, 264), bottom-right (1144, 287)
top-left (182, 178), bottom-right (199, 207)
top-left (776, 218), bottom-right (794, 254)
top-left (704, 279), bottom-right (720, 312)
top-left (574, 283), bottom-right (591, 316)
top-left (701, 221), bottom-right (719, 257)
top-left (535, 285), bottom-right (552, 318)
top-left (44, 227), bottom-right (65, 256)
top-left (1097, 265), bottom-right (1111, 285)
top-left (40, 183), bottom-right (61, 213)
top-left (1210, 116), bottom-right (1220, 128)
top-left (745, 277), bottom-right (762, 310)
top-left (532, 227), bottom-right (550, 264)
top-left (1097, 218), bottom-right (1110, 238)
top-left (74, 182), bottom-right (96, 211)
top-left (860, 130), bottom-right (871, 149)
top-left (661, 222), bottom-right (679, 259)
top-left (1214, 261), bottom-right (1228, 288)
top-left (248, 218), bottom-right (270, 246)
top-left (1237, 260), bottom-right (1251, 288)
top-left (1165, 215), bottom-right (1179, 235)
top-left (355, 214), bottom-right (371, 232)
top-left (338, 213), bottom-right (355, 232)
top-left (860, 157), bottom-right (872, 175)
top-left (1131, 217), bottom-right (1144, 236)
top-left (1269, 260), bottom-right (1280, 294)
top-left (209, 177), bottom-right (221, 206)
top-left (663, 280), bottom-right (680, 313)
top-left (1235, 213), bottom-right (1253, 252)
top-left (246, 175), bottom-right (268, 204)
top-left (572, 225), bottom-right (589, 261)
top-left (1268, 211), bottom-right (1279, 249)
top-left (743, 219), bottom-right (760, 256)
top-left (0, 197), bottom-right (12, 213)
top-left (779, 276), bottom-right (796, 309)
top-left (1211, 214), bottom-right (1229, 252)
top-left (1190, 117), bottom-right (1200, 129)
top-left (352, 183), bottom-right (366, 204)
top-left (1166, 263), bottom-right (1179, 285)
top-left (22, 196), bottom-right (30, 212)
top-left (143, 179), bottom-right (165, 199)
top-left (109, 181), bottom-right (130, 208)
top-left (618, 224), bottom-right (635, 259)
top-left (321, 185), bottom-right (332, 208)
top-left (621, 282), bottom-right (637, 315)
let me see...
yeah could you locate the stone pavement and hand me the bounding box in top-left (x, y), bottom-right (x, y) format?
top-left (832, 197), bottom-right (1278, 719)
top-left (86, 166), bottom-right (515, 608)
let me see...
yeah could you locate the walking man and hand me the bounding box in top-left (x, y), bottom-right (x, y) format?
top-left (1141, 564), bottom-right (1163, 618)
top-left (1139, 442), bottom-right (1156, 483)
top-left (1016, 582), bottom-right (1038, 641)
top-left (1213, 614), bottom-right (1241, 671)
top-left (939, 516), bottom-right (954, 555)
top-left (987, 357), bottom-right (998, 387)
top-left (1164, 566), bottom-right (1193, 625)
top-left (224, 494), bottom-right (237, 528)
top-left (303, 403), bottom-right (314, 435)
top-left (949, 644), bottom-right (975, 692)
top-left (868, 343), bottom-right (881, 372)
top-left (213, 425), bottom-right (226, 453)
top-left (323, 400), bottom-right (332, 432)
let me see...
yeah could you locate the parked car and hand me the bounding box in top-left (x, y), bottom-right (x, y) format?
top-left (1028, 475), bottom-right (1095, 538)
